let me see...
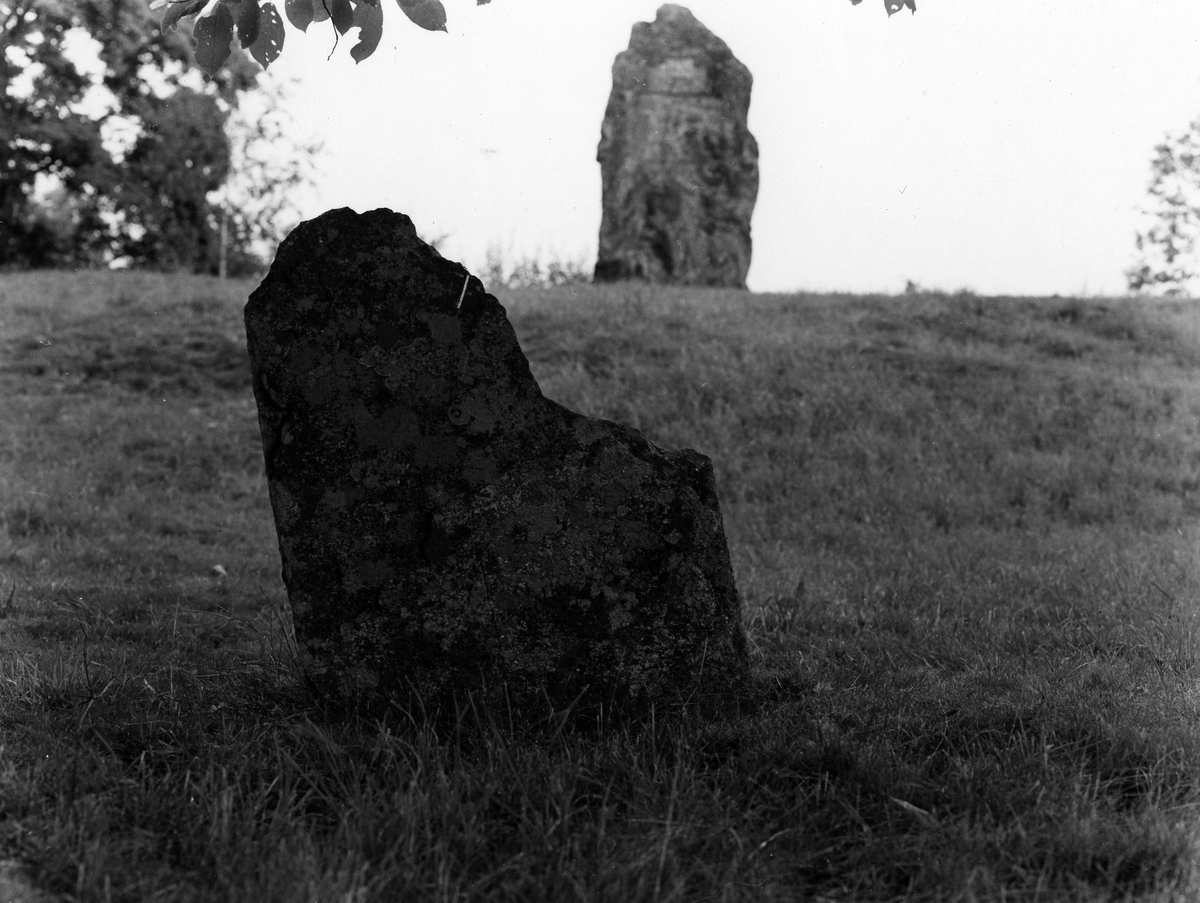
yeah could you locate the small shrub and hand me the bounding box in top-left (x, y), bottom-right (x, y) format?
top-left (480, 243), bottom-right (591, 290)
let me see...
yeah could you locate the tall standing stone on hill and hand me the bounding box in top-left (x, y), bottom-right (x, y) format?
top-left (594, 4), bottom-right (759, 289)
top-left (245, 207), bottom-right (749, 717)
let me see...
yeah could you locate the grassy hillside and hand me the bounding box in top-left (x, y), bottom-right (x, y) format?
top-left (1, 269), bottom-right (1198, 901)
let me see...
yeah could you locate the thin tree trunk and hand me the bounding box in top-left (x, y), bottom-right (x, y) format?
top-left (219, 205), bottom-right (228, 279)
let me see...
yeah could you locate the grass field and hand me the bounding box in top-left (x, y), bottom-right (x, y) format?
top-left (1, 269), bottom-right (1199, 901)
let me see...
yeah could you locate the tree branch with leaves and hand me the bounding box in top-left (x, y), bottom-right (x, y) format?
top-left (160, 0), bottom-right (913, 79)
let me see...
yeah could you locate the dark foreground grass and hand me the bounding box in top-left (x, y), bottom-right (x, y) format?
top-left (1, 270), bottom-right (1199, 901)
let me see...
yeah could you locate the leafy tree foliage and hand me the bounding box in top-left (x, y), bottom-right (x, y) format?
top-left (1, 0), bottom-right (315, 273)
top-left (1127, 118), bottom-right (1200, 296)
top-left (214, 75), bottom-right (324, 276)
top-left (852, 0), bottom-right (916, 15)
top-left (165, 0), bottom-right (912, 79)
top-left (2, 0), bottom-right (235, 268)
top-left (1, 1), bottom-right (119, 266)
top-left (110, 88), bottom-right (232, 270)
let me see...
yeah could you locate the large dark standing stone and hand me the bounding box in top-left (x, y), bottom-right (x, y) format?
top-left (245, 208), bottom-right (749, 718)
top-left (594, 4), bottom-right (759, 289)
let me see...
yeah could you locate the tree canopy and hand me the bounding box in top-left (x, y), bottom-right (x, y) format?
top-left (1, 0), bottom-right (318, 273)
top-left (1127, 118), bottom-right (1200, 296)
top-left (162, 0), bottom-right (915, 79)
top-left (1, 0), bottom-right (226, 267)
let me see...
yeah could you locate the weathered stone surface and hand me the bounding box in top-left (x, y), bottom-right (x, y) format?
top-left (594, 4), bottom-right (759, 289)
top-left (245, 207), bottom-right (749, 717)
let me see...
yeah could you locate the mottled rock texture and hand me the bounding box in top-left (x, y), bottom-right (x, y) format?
top-left (594, 4), bottom-right (759, 289)
top-left (245, 207), bottom-right (749, 718)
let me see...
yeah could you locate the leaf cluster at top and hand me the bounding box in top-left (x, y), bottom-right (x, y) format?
top-left (155, 0), bottom-right (488, 77)
top-left (157, 0), bottom-right (911, 79)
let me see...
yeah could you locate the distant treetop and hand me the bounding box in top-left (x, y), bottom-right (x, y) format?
top-left (160, 0), bottom-right (913, 79)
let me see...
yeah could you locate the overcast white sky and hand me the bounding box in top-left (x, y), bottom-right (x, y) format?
top-left (268, 0), bottom-right (1200, 296)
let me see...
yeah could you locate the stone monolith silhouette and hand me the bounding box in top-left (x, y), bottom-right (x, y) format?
top-left (245, 207), bottom-right (749, 719)
top-left (594, 4), bottom-right (759, 289)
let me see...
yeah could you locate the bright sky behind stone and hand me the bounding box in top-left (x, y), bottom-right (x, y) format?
top-left (270, 0), bottom-right (1200, 296)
